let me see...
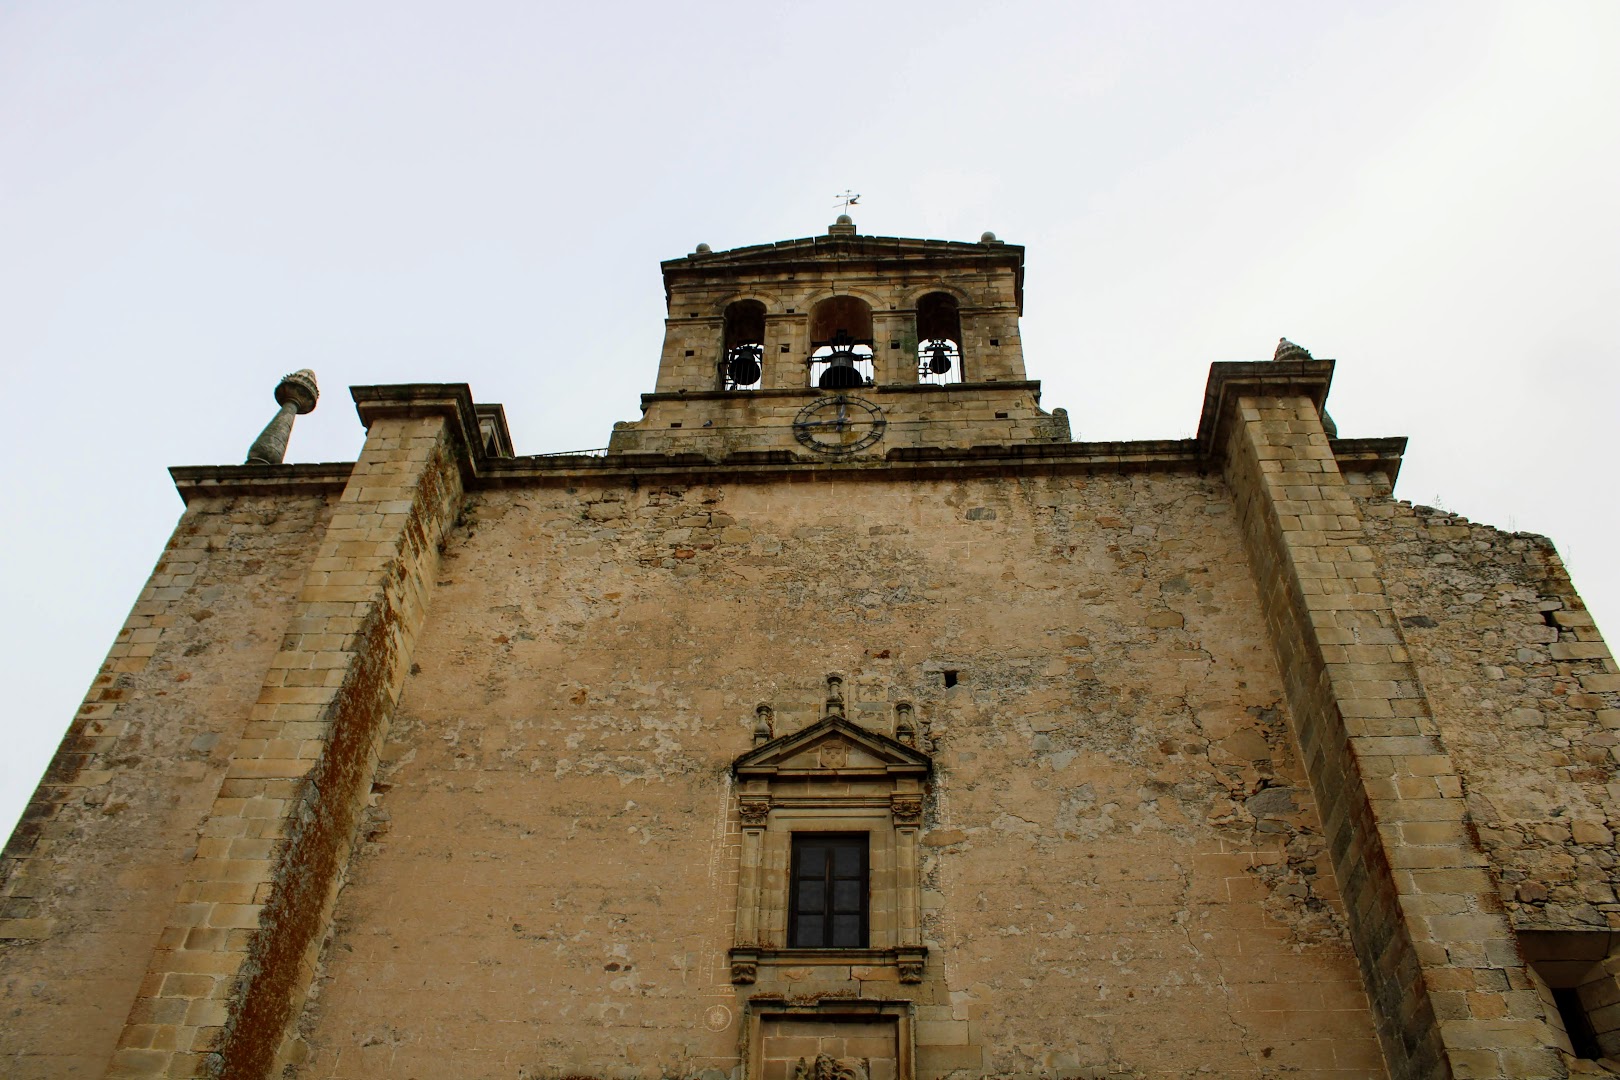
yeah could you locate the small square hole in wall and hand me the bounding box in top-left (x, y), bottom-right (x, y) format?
top-left (688, 312), bottom-right (699, 317)
top-left (786, 308), bottom-right (795, 314)
top-left (995, 412), bottom-right (1008, 419)
top-left (780, 344), bottom-right (790, 353)
top-left (684, 350), bottom-right (695, 356)
top-left (891, 341), bottom-right (900, 349)
top-left (989, 338), bottom-right (1000, 346)
top-left (670, 422), bottom-right (682, 428)
top-left (942, 670), bottom-right (958, 688)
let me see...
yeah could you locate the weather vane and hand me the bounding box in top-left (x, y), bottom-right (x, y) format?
top-left (834, 189), bottom-right (861, 212)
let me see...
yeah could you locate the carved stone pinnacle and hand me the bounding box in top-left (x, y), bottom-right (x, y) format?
top-left (1273, 338), bottom-right (1312, 363)
top-left (247, 369), bottom-right (319, 465)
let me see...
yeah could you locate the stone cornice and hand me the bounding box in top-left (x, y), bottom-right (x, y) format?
top-left (170, 370), bottom-right (1407, 498)
top-left (1328, 436), bottom-right (1409, 486)
top-left (350, 383), bottom-right (513, 485)
top-left (663, 234), bottom-right (1026, 313)
top-left (169, 463), bottom-right (354, 504)
top-left (1196, 359), bottom-right (1336, 460)
top-left (166, 435), bottom-right (1407, 500)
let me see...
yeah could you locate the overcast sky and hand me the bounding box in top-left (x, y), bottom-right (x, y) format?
top-left (2, 1), bottom-right (1616, 839)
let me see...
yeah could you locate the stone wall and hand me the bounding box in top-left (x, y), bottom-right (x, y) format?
top-left (290, 471), bottom-right (1383, 1079)
top-left (1217, 386), bottom-right (1558, 1079)
top-left (0, 492), bottom-right (335, 1079)
top-left (106, 409), bottom-right (468, 1079)
top-left (1351, 494), bottom-right (1619, 933)
top-left (655, 239), bottom-right (1026, 395)
top-left (609, 384), bottom-right (1068, 460)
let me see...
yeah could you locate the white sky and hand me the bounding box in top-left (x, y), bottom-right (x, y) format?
top-left (2, 2), bottom-right (1616, 839)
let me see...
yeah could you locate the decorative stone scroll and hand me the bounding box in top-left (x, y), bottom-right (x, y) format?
top-left (890, 796), bottom-right (923, 825)
top-left (738, 797), bottom-right (771, 825)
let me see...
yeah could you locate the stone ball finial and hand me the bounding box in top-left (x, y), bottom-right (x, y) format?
top-left (1273, 338), bottom-right (1312, 363)
top-left (274, 369), bottom-right (320, 414)
top-left (980, 231), bottom-right (998, 243)
top-left (835, 213), bottom-right (853, 226)
top-left (695, 243), bottom-right (712, 254)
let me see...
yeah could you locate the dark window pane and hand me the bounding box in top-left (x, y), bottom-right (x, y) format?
top-left (797, 881), bottom-right (826, 914)
top-left (790, 833), bottom-right (867, 949)
top-left (796, 915), bottom-right (825, 946)
top-left (798, 845), bottom-right (826, 877)
top-left (832, 846), bottom-right (862, 877)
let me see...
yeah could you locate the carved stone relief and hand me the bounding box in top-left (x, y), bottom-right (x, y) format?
top-left (795, 1054), bottom-right (870, 1080)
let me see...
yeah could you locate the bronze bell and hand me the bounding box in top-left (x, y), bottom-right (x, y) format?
top-left (924, 340), bottom-right (954, 375)
top-left (726, 345), bottom-right (762, 386)
top-left (818, 349), bottom-right (865, 389)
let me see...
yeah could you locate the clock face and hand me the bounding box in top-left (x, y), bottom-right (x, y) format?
top-left (792, 395), bottom-right (886, 456)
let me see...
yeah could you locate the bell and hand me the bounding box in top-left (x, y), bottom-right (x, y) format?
top-left (925, 341), bottom-right (954, 375)
top-left (818, 350), bottom-right (864, 389)
top-left (726, 346), bottom-right (762, 386)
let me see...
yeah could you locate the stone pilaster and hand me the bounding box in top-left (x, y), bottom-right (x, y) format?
top-left (107, 387), bottom-right (479, 1079)
top-left (1206, 361), bottom-right (1564, 1079)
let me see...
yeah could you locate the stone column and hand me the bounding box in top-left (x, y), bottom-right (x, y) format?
top-left (1204, 361), bottom-right (1562, 1079)
top-left (107, 386), bottom-right (483, 1079)
top-left (730, 795), bottom-right (769, 984)
top-left (873, 311), bottom-right (916, 386)
top-left (763, 313), bottom-right (807, 391)
top-left (892, 795), bottom-right (921, 949)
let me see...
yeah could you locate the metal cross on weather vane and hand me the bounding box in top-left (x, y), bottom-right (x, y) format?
top-left (834, 189), bottom-right (861, 212)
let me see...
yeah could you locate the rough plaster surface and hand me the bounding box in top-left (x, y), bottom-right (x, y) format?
top-left (293, 474), bottom-right (1382, 1079)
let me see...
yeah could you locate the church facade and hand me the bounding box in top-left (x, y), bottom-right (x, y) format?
top-left (2, 220), bottom-right (1617, 1079)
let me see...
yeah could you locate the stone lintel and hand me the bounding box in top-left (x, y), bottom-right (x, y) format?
top-left (1196, 359), bottom-right (1336, 459)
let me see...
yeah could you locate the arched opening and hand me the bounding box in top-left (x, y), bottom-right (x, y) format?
top-left (808, 296), bottom-right (874, 389)
top-left (721, 299), bottom-right (767, 390)
top-left (915, 292), bottom-right (963, 385)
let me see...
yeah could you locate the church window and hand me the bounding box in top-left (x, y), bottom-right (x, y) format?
top-left (915, 293), bottom-right (963, 385)
top-left (721, 300), bottom-right (767, 390)
top-left (789, 834), bottom-right (869, 948)
top-left (728, 683), bottom-right (929, 986)
top-left (808, 297), bottom-right (875, 388)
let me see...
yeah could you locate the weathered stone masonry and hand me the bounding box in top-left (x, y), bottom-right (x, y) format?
top-left (4, 224), bottom-right (1618, 1080)
top-left (0, 489), bottom-right (335, 1078)
top-left (1209, 361), bottom-right (1562, 1078)
top-left (103, 388), bottom-right (478, 1078)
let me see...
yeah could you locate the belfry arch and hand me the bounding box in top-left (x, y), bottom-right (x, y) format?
top-left (808, 296), bottom-right (875, 389)
top-left (915, 292), bottom-right (963, 385)
top-left (720, 299), bottom-right (766, 390)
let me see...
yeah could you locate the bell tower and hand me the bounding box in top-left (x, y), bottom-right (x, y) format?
top-left (607, 217), bottom-right (1071, 459)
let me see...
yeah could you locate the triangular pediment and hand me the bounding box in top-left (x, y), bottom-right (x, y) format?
top-left (732, 715), bottom-right (931, 779)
